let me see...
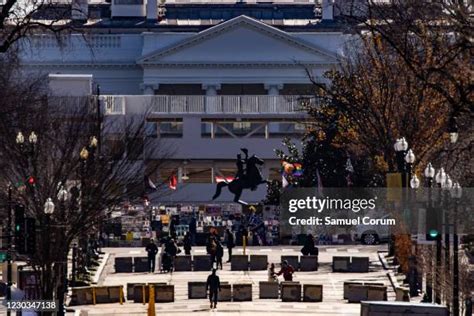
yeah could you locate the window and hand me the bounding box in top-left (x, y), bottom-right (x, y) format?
top-left (268, 122), bottom-right (305, 137)
top-left (145, 121), bottom-right (158, 138)
top-left (215, 121), bottom-right (265, 138)
top-left (201, 122), bottom-right (213, 138)
top-left (158, 121), bottom-right (183, 138)
top-left (114, 0), bottom-right (143, 4)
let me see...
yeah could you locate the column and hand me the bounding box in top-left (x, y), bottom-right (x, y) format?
top-left (264, 83), bottom-right (283, 96)
top-left (202, 83), bottom-right (221, 96)
top-left (140, 83), bottom-right (159, 95)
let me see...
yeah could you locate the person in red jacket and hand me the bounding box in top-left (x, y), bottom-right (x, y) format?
top-left (277, 260), bottom-right (295, 281)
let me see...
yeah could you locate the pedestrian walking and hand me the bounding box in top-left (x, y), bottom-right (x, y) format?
top-left (145, 239), bottom-right (159, 273)
top-left (268, 263), bottom-right (277, 282)
top-left (206, 235), bottom-right (217, 265)
top-left (183, 232), bottom-right (192, 255)
top-left (206, 269), bottom-right (221, 309)
top-left (215, 241), bottom-right (224, 270)
top-left (224, 228), bottom-right (235, 263)
top-left (277, 260), bottom-right (295, 281)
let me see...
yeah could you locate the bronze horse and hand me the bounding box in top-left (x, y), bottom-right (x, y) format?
top-left (212, 154), bottom-right (268, 205)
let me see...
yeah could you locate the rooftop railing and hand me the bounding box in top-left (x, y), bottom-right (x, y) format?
top-left (102, 95), bottom-right (316, 115)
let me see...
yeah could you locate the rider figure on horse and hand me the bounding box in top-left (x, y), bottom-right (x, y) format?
top-left (235, 148), bottom-right (261, 191)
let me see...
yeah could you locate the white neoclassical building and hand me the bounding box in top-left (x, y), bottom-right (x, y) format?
top-left (18, 0), bottom-right (353, 204)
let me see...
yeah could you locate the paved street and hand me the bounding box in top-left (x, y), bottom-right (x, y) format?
top-left (70, 245), bottom-right (394, 316)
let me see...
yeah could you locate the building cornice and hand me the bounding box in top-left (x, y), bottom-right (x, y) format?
top-left (141, 61), bottom-right (338, 68)
top-left (21, 62), bottom-right (139, 69)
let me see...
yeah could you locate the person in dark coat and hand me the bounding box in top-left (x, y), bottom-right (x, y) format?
top-left (206, 269), bottom-right (221, 309)
top-left (189, 216), bottom-right (197, 246)
top-left (224, 229), bottom-right (235, 263)
top-left (301, 234), bottom-right (319, 256)
top-left (145, 239), bottom-right (159, 273)
top-left (183, 232), bottom-right (192, 255)
top-left (215, 241), bottom-right (224, 270)
top-left (206, 235), bottom-right (217, 264)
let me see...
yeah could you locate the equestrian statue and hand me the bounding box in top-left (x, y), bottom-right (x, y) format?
top-left (212, 148), bottom-right (268, 205)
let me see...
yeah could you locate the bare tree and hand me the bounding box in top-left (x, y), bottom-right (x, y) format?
top-left (0, 53), bottom-right (170, 314)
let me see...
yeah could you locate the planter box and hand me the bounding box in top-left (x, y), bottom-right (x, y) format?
top-left (361, 302), bottom-right (448, 316)
top-left (249, 255), bottom-right (267, 271)
top-left (300, 256), bottom-right (318, 271)
top-left (174, 256), bottom-right (192, 271)
top-left (114, 257), bottom-right (133, 273)
top-left (347, 284), bottom-right (368, 303)
top-left (343, 282), bottom-right (362, 299)
top-left (281, 282), bottom-right (301, 302)
top-left (127, 283), bottom-right (145, 301)
top-left (69, 287), bottom-right (94, 305)
top-left (233, 284), bottom-right (252, 301)
top-left (193, 255), bottom-right (212, 271)
top-left (218, 282), bottom-right (232, 302)
top-left (188, 282), bottom-right (207, 299)
top-left (281, 256), bottom-right (299, 271)
top-left (231, 255), bottom-right (249, 271)
top-left (351, 256), bottom-right (369, 273)
top-left (332, 256), bottom-right (350, 272)
top-left (155, 284), bottom-right (174, 303)
top-left (367, 285), bottom-right (387, 301)
top-left (303, 284), bottom-right (322, 302)
top-left (133, 257), bottom-right (149, 273)
top-left (259, 281), bottom-right (279, 299)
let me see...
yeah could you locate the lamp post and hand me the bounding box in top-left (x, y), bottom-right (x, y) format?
top-left (5, 184), bottom-right (12, 316)
top-left (448, 116), bottom-right (459, 144)
top-left (433, 167), bottom-right (446, 305)
top-left (423, 162), bottom-right (435, 303)
top-left (394, 137), bottom-right (409, 187)
top-left (450, 182), bottom-right (462, 316)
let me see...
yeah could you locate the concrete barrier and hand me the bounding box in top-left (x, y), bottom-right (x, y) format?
top-left (218, 282), bottom-right (232, 301)
top-left (114, 257), bottom-right (133, 273)
top-left (133, 284), bottom-right (149, 303)
top-left (188, 282), bottom-right (207, 299)
top-left (127, 283), bottom-right (145, 300)
top-left (281, 256), bottom-right (299, 271)
top-left (133, 257), bottom-right (149, 273)
top-left (350, 257), bottom-right (369, 272)
top-left (300, 256), bottom-right (318, 271)
top-left (332, 256), bottom-right (350, 272)
top-left (233, 284), bottom-right (252, 301)
top-left (259, 281), bottom-right (279, 299)
top-left (347, 284), bottom-right (368, 303)
top-left (303, 284), bottom-right (323, 302)
top-left (155, 284), bottom-right (174, 302)
top-left (174, 255), bottom-right (192, 271)
top-left (343, 282), bottom-right (362, 299)
top-left (231, 255), bottom-right (249, 271)
top-left (367, 285), bottom-right (387, 301)
top-left (193, 255), bottom-right (212, 271)
top-left (70, 287), bottom-right (94, 305)
top-left (281, 282), bottom-right (301, 302)
top-left (395, 287), bottom-right (410, 302)
top-left (249, 255), bottom-right (267, 271)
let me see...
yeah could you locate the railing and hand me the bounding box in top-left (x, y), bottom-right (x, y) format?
top-left (103, 95), bottom-right (316, 115)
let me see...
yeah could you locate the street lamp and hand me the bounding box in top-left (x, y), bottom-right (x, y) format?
top-left (450, 181), bottom-right (462, 316)
top-left (16, 132), bottom-right (25, 144)
top-left (58, 186), bottom-right (68, 202)
top-left (435, 168), bottom-right (446, 187)
top-left (90, 136), bottom-right (98, 149)
top-left (44, 198), bottom-right (55, 215)
top-left (448, 117), bottom-right (459, 144)
top-left (410, 175), bottom-right (420, 189)
top-left (80, 147), bottom-right (89, 161)
top-left (28, 132), bottom-right (38, 144)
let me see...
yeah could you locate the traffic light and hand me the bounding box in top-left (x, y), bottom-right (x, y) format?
top-left (25, 217), bottom-right (36, 255)
top-left (426, 207), bottom-right (441, 241)
top-left (14, 204), bottom-right (26, 254)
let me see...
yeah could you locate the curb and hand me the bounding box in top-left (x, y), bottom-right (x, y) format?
top-left (92, 253), bottom-right (110, 284)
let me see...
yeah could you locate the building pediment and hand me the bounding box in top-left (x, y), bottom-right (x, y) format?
top-left (138, 15), bottom-right (339, 66)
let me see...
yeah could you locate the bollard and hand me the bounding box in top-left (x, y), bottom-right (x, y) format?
top-left (243, 236), bottom-right (246, 255)
top-left (119, 286), bottom-right (124, 305)
top-left (142, 285), bottom-right (146, 304)
top-left (148, 285), bottom-right (155, 316)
